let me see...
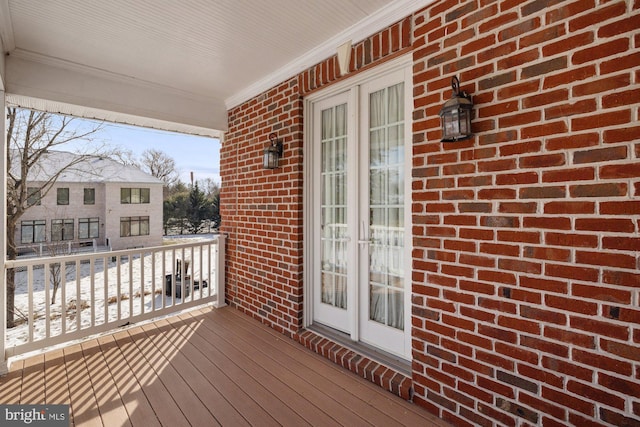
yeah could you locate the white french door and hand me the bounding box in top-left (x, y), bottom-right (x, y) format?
top-left (308, 58), bottom-right (412, 359)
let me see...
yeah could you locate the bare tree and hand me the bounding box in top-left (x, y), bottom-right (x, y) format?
top-left (47, 241), bottom-right (76, 305)
top-left (5, 107), bottom-right (105, 327)
top-left (109, 146), bottom-right (140, 167)
top-left (140, 148), bottom-right (179, 187)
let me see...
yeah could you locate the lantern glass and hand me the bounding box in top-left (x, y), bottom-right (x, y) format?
top-left (263, 145), bottom-right (279, 169)
top-left (439, 76), bottom-right (474, 142)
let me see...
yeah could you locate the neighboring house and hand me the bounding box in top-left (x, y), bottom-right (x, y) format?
top-left (14, 150), bottom-right (164, 253)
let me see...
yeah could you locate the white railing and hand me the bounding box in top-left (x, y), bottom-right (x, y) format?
top-left (2, 236), bottom-right (225, 361)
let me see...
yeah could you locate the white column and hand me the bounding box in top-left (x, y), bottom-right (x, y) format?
top-left (0, 90), bottom-right (8, 373)
top-left (213, 235), bottom-right (226, 308)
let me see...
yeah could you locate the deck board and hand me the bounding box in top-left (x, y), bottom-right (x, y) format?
top-left (0, 306), bottom-right (450, 427)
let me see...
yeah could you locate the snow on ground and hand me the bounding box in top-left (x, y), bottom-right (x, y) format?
top-left (7, 234), bottom-right (218, 350)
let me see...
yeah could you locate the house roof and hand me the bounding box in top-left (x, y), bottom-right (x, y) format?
top-left (10, 149), bottom-right (164, 185)
top-left (0, 0), bottom-right (435, 137)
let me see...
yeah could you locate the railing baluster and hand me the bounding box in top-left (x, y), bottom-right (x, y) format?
top-left (104, 256), bottom-right (108, 326)
top-left (27, 265), bottom-right (34, 344)
top-left (128, 254), bottom-right (133, 320)
top-left (116, 255), bottom-right (121, 321)
top-left (61, 261), bottom-right (66, 335)
top-left (90, 258), bottom-right (95, 328)
top-left (44, 262), bottom-right (50, 339)
top-left (75, 260), bottom-right (81, 331)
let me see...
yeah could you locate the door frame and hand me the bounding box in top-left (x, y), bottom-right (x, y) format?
top-left (303, 54), bottom-right (413, 359)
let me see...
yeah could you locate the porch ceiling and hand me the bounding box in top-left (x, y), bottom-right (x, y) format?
top-left (0, 0), bottom-right (433, 137)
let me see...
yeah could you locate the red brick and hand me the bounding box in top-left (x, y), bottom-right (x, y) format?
top-left (542, 385), bottom-right (595, 416)
top-left (544, 65), bottom-right (596, 89)
top-left (518, 363), bottom-right (563, 390)
top-left (603, 270), bottom-right (640, 288)
top-left (601, 340), bottom-right (640, 363)
top-left (601, 52), bottom-right (640, 75)
top-left (479, 12), bottom-right (518, 34)
top-left (521, 335), bottom-right (568, 358)
top-left (520, 23), bottom-right (566, 48)
top-left (498, 258), bottom-right (542, 275)
top-left (546, 294), bottom-right (597, 316)
top-left (497, 230), bottom-right (539, 244)
top-left (519, 186), bottom-right (565, 199)
top-left (573, 146), bottom-right (627, 164)
top-left (523, 89), bottom-right (567, 109)
top-left (524, 245), bottom-right (571, 262)
top-left (523, 217), bottom-right (571, 230)
top-left (604, 126), bottom-right (640, 144)
top-left (571, 318), bottom-right (630, 343)
top-left (603, 88), bottom-right (640, 109)
top-left (520, 305), bottom-right (566, 325)
top-left (545, 263), bottom-right (599, 282)
top-left (497, 48), bottom-right (539, 70)
top-left (576, 250), bottom-right (636, 269)
top-left (545, 232), bottom-right (598, 248)
top-left (572, 284), bottom-right (631, 304)
top-left (521, 120), bottom-right (568, 138)
top-left (478, 298), bottom-right (517, 316)
top-left (567, 380), bottom-right (625, 410)
top-left (573, 74), bottom-right (631, 97)
top-left (499, 111), bottom-right (541, 128)
top-left (542, 32), bottom-right (594, 57)
top-left (495, 342), bottom-right (538, 365)
top-left (546, 132), bottom-right (599, 151)
top-left (572, 110), bottom-right (631, 132)
top-left (569, 2), bottom-right (626, 32)
top-left (546, 99), bottom-right (597, 120)
top-left (600, 163), bottom-right (640, 179)
top-left (598, 373), bottom-right (640, 396)
top-left (544, 326), bottom-right (595, 349)
top-left (496, 172), bottom-right (538, 186)
top-left (573, 38), bottom-right (629, 65)
top-left (498, 202), bottom-right (538, 214)
top-left (575, 218), bottom-right (634, 233)
top-left (478, 270), bottom-right (517, 285)
top-left (544, 201), bottom-right (595, 214)
top-left (542, 356), bottom-right (594, 382)
top-left (570, 183), bottom-right (628, 198)
top-left (543, 167), bottom-right (594, 183)
top-left (546, 0), bottom-right (595, 25)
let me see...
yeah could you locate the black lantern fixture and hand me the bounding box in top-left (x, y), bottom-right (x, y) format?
top-left (263, 133), bottom-right (283, 169)
top-left (439, 76), bottom-right (473, 142)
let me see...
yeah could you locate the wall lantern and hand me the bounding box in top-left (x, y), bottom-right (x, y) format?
top-left (263, 132), bottom-right (283, 169)
top-left (439, 76), bottom-right (474, 142)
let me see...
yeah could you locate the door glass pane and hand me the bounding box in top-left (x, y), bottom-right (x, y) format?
top-left (368, 83), bottom-right (404, 330)
top-left (320, 103), bottom-right (348, 309)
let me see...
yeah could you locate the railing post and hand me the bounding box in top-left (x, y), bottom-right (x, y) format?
top-left (213, 235), bottom-right (226, 308)
top-left (0, 90), bottom-right (8, 373)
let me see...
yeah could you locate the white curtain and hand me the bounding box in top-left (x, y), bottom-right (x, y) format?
top-left (369, 84), bottom-right (404, 330)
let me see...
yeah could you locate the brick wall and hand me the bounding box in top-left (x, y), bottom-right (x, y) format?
top-left (221, 78), bottom-right (305, 335)
top-left (222, 0), bottom-right (640, 425)
top-left (411, 1), bottom-right (640, 426)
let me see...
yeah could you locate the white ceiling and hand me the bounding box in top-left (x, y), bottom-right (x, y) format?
top-left (0, 0), bottom-right (432, 136)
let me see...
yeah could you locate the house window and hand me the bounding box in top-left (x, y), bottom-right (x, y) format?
top-left (51, 219), bottom-right (74, 241)
top-left (57, 188), bottom-right (70, 205)
top-left (21, 220), bottom-right (46, 244)
top-left (78, 218), bottom-right (99, 239)
top-left (27, 187), bottom-right (41, 206)
top-left (120, 188), bottom-right (150, 204)
top-left (84, 188), bottom-right (95, 205)
top-left (120, 216), bottom-right (150, 237)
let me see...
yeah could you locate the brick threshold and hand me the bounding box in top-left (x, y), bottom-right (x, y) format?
top-left (295, 328), bottom-right (413, 401)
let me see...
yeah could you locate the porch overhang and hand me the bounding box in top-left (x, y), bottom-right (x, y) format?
top-left (5, 53), bottom-right (226, 138)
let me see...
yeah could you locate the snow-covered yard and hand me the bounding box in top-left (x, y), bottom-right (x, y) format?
top-left (7, 234), bottom-right (219, 351)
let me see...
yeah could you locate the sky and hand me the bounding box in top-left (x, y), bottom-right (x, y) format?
top-left (66, 119), bottom-right (221, 185)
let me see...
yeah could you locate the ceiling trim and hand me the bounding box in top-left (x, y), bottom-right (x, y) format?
top-left (10, 49), bottom-right (220, 101)
top-left (225, 0), bottom-right (435, 109)
top-left (7, 93), bottom-right (223, 139)
top-left (0, 0), bottom-right (15, 52)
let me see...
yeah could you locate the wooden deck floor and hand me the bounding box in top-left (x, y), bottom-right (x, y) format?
top-left (0, 306), bottom-right (449, 426)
